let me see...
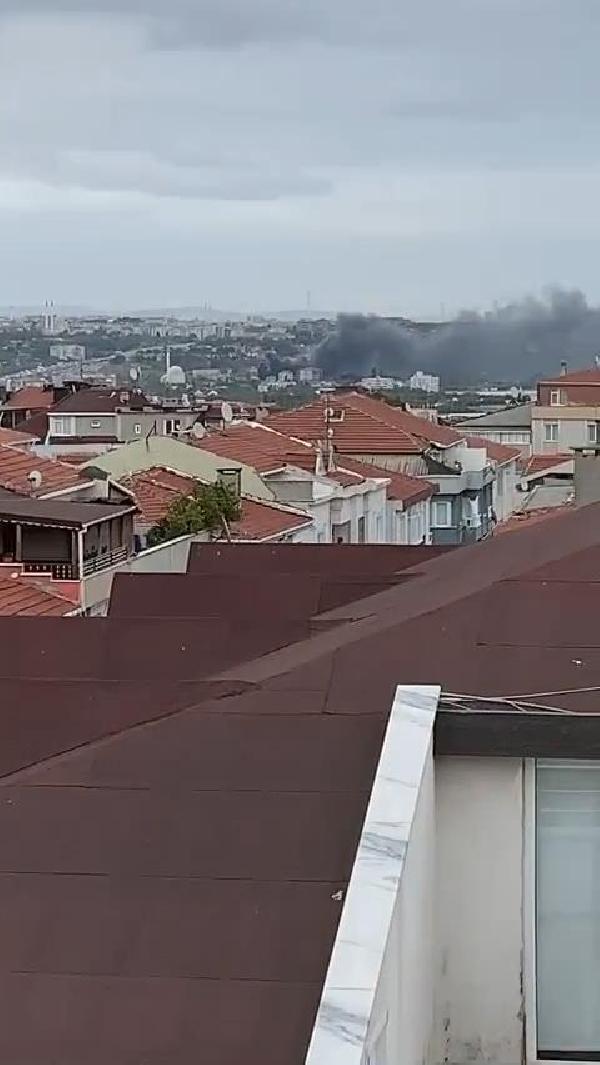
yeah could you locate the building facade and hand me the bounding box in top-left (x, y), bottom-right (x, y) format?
top-left (532, 366), bottom-right (600, 454)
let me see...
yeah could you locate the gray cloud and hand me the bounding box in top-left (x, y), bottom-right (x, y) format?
top-left (2, 0), bottom-right (600, 309)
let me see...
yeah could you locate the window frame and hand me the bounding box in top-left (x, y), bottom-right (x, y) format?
top-left (432, 499), bottom-right (453, 528)
top-left (587, 423), bottom-right (599, 445)
top-left (550, 390), bottom-right (561, 407)
top-left (51, 415), bottom-right (74, 437)
top-left (523, 760), bottom-right (600, 1065)
top-left (134, 423), bottom-right (142, 435)
top-left (544, 421), bottom-right (559, 443)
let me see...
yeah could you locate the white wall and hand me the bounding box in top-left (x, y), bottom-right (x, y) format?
top-left (494, 460), bottom-right (519, 523)
top-left (389, 498), bottom-right (432, 545)
top-left (432, 758), bottom-right (524, 1065)
top-left (82, 534), bottom-right (193, 614)
top-left (366, 744), bottom-right (436, 1065)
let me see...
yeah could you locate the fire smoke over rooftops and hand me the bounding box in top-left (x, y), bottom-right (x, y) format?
top-left (314, 288), bottom-right (600, 385)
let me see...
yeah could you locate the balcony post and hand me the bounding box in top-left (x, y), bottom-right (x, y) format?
top-left (77, 530), bottom-right (84, 580)
top-left (15, 523), bottom-right (22, 563)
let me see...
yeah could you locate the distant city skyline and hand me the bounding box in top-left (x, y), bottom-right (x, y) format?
top-left (3, 1), bottom-right (600, 313)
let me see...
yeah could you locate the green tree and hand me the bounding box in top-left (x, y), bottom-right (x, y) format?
top-left (146, 482), bottom-right (241, 547)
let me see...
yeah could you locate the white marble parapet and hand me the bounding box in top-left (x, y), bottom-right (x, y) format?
top-left (304, 684), bottom-right (440, 1065)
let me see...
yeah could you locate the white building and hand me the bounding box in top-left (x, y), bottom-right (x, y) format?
top-left (409, 370), bottom-right (441, 393)
top-left (50, 343), bottom-right (86, 363)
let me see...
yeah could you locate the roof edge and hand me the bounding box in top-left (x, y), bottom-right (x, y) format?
top-left (305, 684), bottom-right (440, 1064)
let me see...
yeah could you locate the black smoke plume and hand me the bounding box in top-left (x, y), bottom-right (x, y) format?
top-left (315, 288), bottom-right (600, 386)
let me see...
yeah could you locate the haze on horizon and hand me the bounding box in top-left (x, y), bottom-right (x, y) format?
top-left (2, 0), bottom-right (600, 316)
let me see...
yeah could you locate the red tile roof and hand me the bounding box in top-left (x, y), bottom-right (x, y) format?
top-left (266, 392), bottom-right (462, 453)
top-left (119, 468), bottom-right (195, 525)
top-left (231, 498), bottom-right (313, 541)
top-left (198, 424), bottom-right (435, 504)
top-left (540, 367), bottom-right (600, 386)
top-left (120, 467), bottom-right (312, 541)
top-left (519, 453), bottom-right (573, 478)
top-left (332, 391), bottom-right (462, 447)
top-left (0, 571), bottom-right (76, 616)
top-left (0, 426), bottom-right (38, 447)
top-left (195, 423), bottom-right (316, 474)
top-left (465, 435), bottom-right (522, 464)
top-left (335, 455), bottom-right (434, 504)
top-left (2, 386), bottom-right (55, 411)
top-left (0, 445), bottom-right (91, 497)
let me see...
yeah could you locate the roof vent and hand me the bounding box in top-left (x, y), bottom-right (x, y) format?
top-left (560, 361), bottom-right (568, 376)
top-left (27, 470), bottom-right (43, 490)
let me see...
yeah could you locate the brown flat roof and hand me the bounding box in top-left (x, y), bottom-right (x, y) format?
top-left (2, 518), bottom-right (600, 1062)
top-left (188, 541), bottom-right (451, 575)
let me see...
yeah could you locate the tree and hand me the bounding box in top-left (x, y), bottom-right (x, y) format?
top-left (146, 482), bottom-right (242, 548)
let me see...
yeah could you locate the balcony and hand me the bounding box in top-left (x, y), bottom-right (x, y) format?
top-left (23, 561), bottom-right (78, 581)
top-left (82, 545), bottom-right (129, 577)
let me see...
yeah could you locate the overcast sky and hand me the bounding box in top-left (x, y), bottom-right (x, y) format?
top-left (1, 0), bottom-right (600, 315)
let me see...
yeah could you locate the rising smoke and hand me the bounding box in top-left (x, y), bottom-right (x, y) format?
top-left (314, 288), bottom-right (600, 386)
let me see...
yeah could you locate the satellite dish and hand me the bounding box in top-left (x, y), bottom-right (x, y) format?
top-left (221, 402), bottom-right (233, 424)
top-left (191, 421), bottom-right (206, 440)
top-left (28, 470), bottom-right (43, 490)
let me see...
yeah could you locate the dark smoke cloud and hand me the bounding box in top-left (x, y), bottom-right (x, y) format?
top-left (315, 288), bottom-right (600, 386)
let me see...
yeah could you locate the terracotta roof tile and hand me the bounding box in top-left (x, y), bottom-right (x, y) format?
top-left (2, 386), bottom-right (55, 411)
top-left (336, 455), bottom-right (434, 504)
top-left (0, 571), bottom-right (75, 616)
top-left (0, 426), bottom-right (38, 447)
top-left (465, 435), bottom-right (523, 464)
top-left (198, 424), bottom-right (436, 504)
top-left (231, 498), bottom-right (312, 541)
top-left (266, 392), bottom-right (464, 453)
top-left (266, 398), bottom-right (423, 454)
top-left (331, 391), bottom-right (463, 447)
top-left (540, 367), bottom-right (600, 385)
top-left (119, 468), bottom-right (196, 525)
top-left (120, 467), bottom-right (312, 541)
top-left (0, 445), bottom-right (90, 497)
top-left (194, 423), bottom-right (315, 473)
top-left (519, 453), bottom-right (573, 477)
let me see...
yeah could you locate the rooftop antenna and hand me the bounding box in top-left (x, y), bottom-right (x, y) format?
top-left (325, 398), bottom-right (335, 472)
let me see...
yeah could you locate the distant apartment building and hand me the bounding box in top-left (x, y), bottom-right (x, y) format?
top-left (531, 363), bottom-right (600, 454)
top-left (409, 370), bottom-right (440, 393)
top-left (266, 392), bottom-right (520, 544)
top-left (2, 384), bottom-right (203, 456)
top-left (49, 343), bottom-right (86, 363)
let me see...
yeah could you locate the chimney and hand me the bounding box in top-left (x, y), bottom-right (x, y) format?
top-left (314, 442), bottom-right (325, 477)
top-left (560, 360), bottom-right (568, 376)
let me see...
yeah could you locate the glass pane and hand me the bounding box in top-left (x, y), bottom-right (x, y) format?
top-left (537, 761), bottom-right (600, 1056)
